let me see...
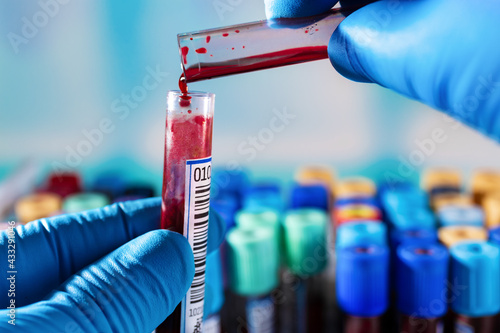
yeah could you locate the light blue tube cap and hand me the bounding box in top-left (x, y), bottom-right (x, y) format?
top-left (336, 221), bottom-right (387, 249)
top-left (450, 241), bottom-right (500, 317)
top-left (438, 205), bottom-right (484, 227)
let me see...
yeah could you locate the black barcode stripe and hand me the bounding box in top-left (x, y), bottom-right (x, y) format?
top-left (189, 166), bottom-right (210, 306)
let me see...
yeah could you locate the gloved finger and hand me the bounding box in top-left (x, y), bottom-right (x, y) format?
top-left (0, 230), bottom-right (193, 333)
top-left (0, 197), bottom-right (225, 308)
top-left (265, 0), bottom-right (339, 19)
top-left (328, 0), bottom-right (500, 138)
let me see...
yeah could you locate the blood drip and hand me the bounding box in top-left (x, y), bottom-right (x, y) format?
top-left (178, 74), bottom-right (191, 107)
top-left (195, 47), bottom-right (207, 54)
top-left (181, 46), bottom-right (189, 65)
top-left (222, 33), bottom-right (229, 37)
top-left (206, 35), bottom-right (211, 43)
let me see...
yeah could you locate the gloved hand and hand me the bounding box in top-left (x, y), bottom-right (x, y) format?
top-left (265, 0), bottom-right (500, 141)
top-left (0, 197), bottom-right (225, 332)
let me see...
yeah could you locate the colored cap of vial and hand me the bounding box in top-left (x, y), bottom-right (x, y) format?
top-left (336, 245), bottom-right (389, 316)
top-left (290, 183), bottom-right (329, 211)
top-left (391, 228), bottom-right (438, 249)
top-left (204, 249), bottom-right (224, 318)
top-left (336, 197), bottom-right (379, 207)
top-left (93, 173), bottom-right (125, 199)
top-left (124, 184), bottom-right (155, 198)
top-left (227, 227), bottom-right (279, 296)
top-left (381, 186), bottom-right (428, 211)
top-left (471, 170), bottom-right (500, 204)
top-left (211, 168), bottom-right (249, 201)
top-left (295, 166), bottom-right (336, 197)
top-left (63, 193), bottom-right (110, 213)
top-left (211, 193), bottom-right (239, 230)
top-left (396, 244), bottom-right (449, 318)
top-left (482, 192), bottom-right (500, 228)
top-left (388, 208), bottom-right (436, 231)
top-left (236, 208), bottom-right (281, 255)
top-left (243, 182), bottom-right (283, 212)
top-left (336, 221), bottom-right (387, 249)
top-left (45, 172), bottom-right (82, 198)
top-left (489, 227), bottom-right (500, 246)
top-left (335, 177), bottom-right (376, 199)
top-left (438, 226), bottom-right (487, 248)
top-left (450, 241), bottom-right (500, 317)
top-left (422, 168), bottom-right (462, 192)
top-left (438, 205), bottom-right (484, 227)
top-left (334, 205), bottom-right (382, 225)
top-left (432, 193), bottom-right (472, 211)
top-left (283, 209), bottom-right (328, 276)
top-left (15, 193), bottom-right (62, 223)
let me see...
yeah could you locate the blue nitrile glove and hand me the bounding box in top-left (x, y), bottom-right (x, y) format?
top-left (0, 197), bottom-right (225, 332)
top-left (265, 0), bottom-right (500, 141)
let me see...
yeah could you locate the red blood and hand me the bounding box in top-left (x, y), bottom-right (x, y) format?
top-left (315, 29), bottom-right (319, 31)
top-left (183, 46), bottom-right (327, 82)
top-left (210, 54), bottom-right (213, 57)
top-left (206, 35), bottom-right (211, 43)
top-left (190, 37), bottom-right (193, 40)
top-left (305, 30), bottom-right (309, 33)
top-left (222, 33), bottom-right (229, 37)
top-left (178, 73), bottom-right (188, 94)
top-left (187, 110), bottom-right (192, 114)
top-left (242, 46), bottom-right (245, 48)
top-left (195, 47), bottom-right (207, 54)
top-left (231, 47), bottom-right (234, 50)
top-left (161, 114), bottom-right (213, 233)
top-left (181, 46), bottom-right (189, 65)
top-left (235, 30), bottom-right (240, 33)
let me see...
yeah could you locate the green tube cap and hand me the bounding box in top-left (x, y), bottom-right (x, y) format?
top-left (283, 209), bottom-right (328, 276)
top-left (236, 208), bottom-right (282, 256)
top-left (227, 227), bottom-right (279, 296)
top-left (63, 192), bottom-right (110, 213)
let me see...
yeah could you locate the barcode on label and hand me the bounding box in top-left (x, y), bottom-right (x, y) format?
top-left (181, 157), bottom-right (211, 333)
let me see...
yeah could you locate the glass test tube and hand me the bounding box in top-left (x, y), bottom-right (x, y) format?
top-left (158, 90), bottom-right (215, 333)
top-left (178, 8), bottom-right (353, 83)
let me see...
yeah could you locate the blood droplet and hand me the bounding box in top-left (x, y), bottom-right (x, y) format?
top-left (235, 30), bottom-right (240, 33)
top-left (222, 33), bottom-right (229, 37)
top-left (206, 35), bottom-right (211, 43)
top-left (196, 48), bottom-right (207, 54)
top-left (179, 74), bottom-right (188, 94)
top-left (210, 54), bottom-right (213, 57)
top-left (315, 29), bottom-right (318, 31)
top-left (188, 110), bottom-right (192, 114)
top-left (243, 46), bottom-right (245, 48)
top-left (181, 46), bottom-right (189, 65)
top-left (190, 37), bottom-right (193, 40)
top-left (305, 30), bottom-right (309, 33)
top-left (231, 47), bottom-right (234, 50)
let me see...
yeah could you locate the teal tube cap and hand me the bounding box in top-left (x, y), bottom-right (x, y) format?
top-left (227, 227), bottom-right (279, 296)
top-left (450, 241), bottom-right (500, 317)
top-left (63, 192), bottom-right (110, 213)
top-left (283, 209), bottom-right (328, 276)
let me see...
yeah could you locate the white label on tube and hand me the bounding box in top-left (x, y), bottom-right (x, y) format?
top-left (246, 297), bottom-right (275, 333)
top-left (181, 157), bottom-right (212, 333)
top-left (203, 314), bottom-right (221, 333)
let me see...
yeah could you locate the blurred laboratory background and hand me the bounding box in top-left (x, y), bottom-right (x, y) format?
top-left (1, 0), bottom-right (500, 191)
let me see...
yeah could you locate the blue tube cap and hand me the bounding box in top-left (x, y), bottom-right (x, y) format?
top-left (336, 245), bottom-right (389, 316)
top-left (490, 227), bottom-right (500, 246)
top-left (243, 183), bottom-right (284, 213)
top-left (450, 241), bottom-right (500, 317)
top-left (290, 183), bottom-right (329, 211)
top-left (381, 187), bottom-right (428, 211)
top-left (336, 221), bottom-right (387, 249)
top-left (211, 168), bottom-right (249, 205)
top-left (391, 228), bottom-right (437, 249)
top-left (438, 205), bottom-right (484, 227)
top-left (204, 249), bottom-right (224, 318)
top-left (211, 193), bottom-right (238, 230)
top-left (335, 197), bottom-right (379, 207)
top-left (388, 208), bottom-right (436, 231)
top-left (396, 244), bottom-right (449, 318)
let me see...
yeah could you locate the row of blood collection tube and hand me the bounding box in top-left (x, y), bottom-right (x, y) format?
top-left (202, 166), bottom-right (500, 333)
top-left (0, 170), bottom-right (156, 228)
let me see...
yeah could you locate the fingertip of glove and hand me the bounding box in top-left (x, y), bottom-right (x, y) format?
top-left (328, 25), bottom-right (372, 83)
top-left (265, 0), bottom-right (338, 19)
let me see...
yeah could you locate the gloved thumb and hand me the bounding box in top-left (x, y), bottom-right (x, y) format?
top-left (0, 230), bottom-right (194, 333)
